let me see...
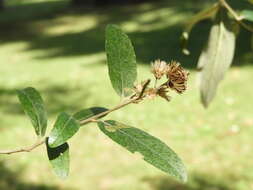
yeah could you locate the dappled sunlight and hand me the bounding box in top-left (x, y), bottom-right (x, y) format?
top-left (0, 0), bottom-right (252, 67)
top-left (121, 8), bottom-right (189, 33)
top-left (44, 15), bottom-right (99, 36)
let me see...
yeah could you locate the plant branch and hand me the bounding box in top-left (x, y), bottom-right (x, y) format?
top-left (219, 0), bottom-right (253, 32)
top-left (0, 79), bottom-right (151, 154)
top-left (80, 79), bottom-right (151, 126)
top-left (0, 139), bottom-right (45, 155)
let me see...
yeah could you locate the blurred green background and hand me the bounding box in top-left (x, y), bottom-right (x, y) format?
top-left (0, 0), bottom-right (253, 189)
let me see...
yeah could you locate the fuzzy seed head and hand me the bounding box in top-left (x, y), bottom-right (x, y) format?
top-left (151, 59), bottom-right (167, 79)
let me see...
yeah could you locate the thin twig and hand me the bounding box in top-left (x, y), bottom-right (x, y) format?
top-left (0, 139), bottom-right (45, 155)
top-left (219, 0), bottom-right (253, 32)
top-left (219, 0), bottom-right (240, 20)
top-left (80, 79), bottom-right (151, 126)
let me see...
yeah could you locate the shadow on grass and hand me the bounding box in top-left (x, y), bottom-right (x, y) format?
top-left (0, 161), bottom-right (66, 190)
top-left (0, 85), bottom-right (91, 115)
top-left (0, 0), bottom-right (252, 69)
top-left (142, 173), bottom-right (235, 190)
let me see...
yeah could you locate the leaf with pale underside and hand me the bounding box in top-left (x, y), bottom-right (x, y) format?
top-left (48, 112), bottom-right (80, 148)
top-left (17, 87), bottom-right (47, 136)
top-left (197, 8), bottom-right (237, 107)
top-left (98, 120), bottom-right (187, 182)
top-left (105, 24), bottom-right (137, 97)
top-left (46, 138), bottom-right (69, 179)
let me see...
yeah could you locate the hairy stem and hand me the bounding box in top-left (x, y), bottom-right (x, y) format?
top-left (0, 80), bottom-right (151, 155)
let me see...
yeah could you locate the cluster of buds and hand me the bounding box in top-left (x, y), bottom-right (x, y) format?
top-left (134, 59), bottom-right (189, 103)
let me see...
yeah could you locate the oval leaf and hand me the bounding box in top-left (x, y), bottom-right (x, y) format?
top-left (105, 24), bottom-right (137, 97)
top-left (98, 120), bottom-right (187, 182)
top-left (17, 87), bottom-right (47, 136)
top-left (48, 112), bottom-right (80, 148)
top-left (73, 107), bottom-right (108, 121)
top-left (46, 138), bottom-right (69, 179)
top-left (241, 10), bottom-right (253, 22)
top-left (197, 9), bottom-right (237, 107)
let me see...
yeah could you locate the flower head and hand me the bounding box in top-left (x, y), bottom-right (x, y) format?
top-left (157, 85), bottom-right (171, 101)
top-left (166, 61), bottom-right (189, 94)
top-left (151, 59), bottom-right (167, 79)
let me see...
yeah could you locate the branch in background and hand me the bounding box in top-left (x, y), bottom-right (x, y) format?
top-left (219, 0), bottom-right (253, 32)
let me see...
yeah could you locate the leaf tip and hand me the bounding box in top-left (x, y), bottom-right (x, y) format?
top-left (201, 93), bottom-right (211, 109)
top-left (48, 136), bottom-right (56, 147)
top-left (180, 168), bottom-right (188, 183)
top-left (56, 171), bottom-right (69, 180)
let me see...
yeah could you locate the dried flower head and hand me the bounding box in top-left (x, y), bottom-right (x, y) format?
top-left (151, 59), bottom-right (167, 79)
top-left (157, 85), bottom-right (171, 102)
top-left (166, 61), bottom-right (189, 94)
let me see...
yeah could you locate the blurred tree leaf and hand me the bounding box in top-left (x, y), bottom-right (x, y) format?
top-left (241, 10), bottom-right (253, 22)
top-left (181, 3), bottom-right (219, 55)
top-left (46, 138), bottom-right (69, 179)
top-left (105, 24), bottom-right (137, 97)
top-left (73, 107), bottom-right (108, 121)
top-left (98, 120), bottom-right (187, 182)
top-left (17, 87), bottom-right (47, 137)
top-left (197, 9), bottom-right (237, 107)
top-left (48, 112), bottom-right (80, 148)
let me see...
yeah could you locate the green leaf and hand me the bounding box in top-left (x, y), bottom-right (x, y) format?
top-left (46, 138), bottom-right (69, 179)
top-left (105, 24), bottom-right (137, 97)
top-left (73, 107), bottom-right (108, 121)
top-left (241, 10), bottom-right (253, 22)
top-left (48, 112), bottom-right (80, 148)
top-left (17, 87), bottom-right (47, 136)
top-left (197, 9), bottom-right (237, 107)
top-left (181, 3), bottom-right (219, 55)
top-left (98, 120), bottom-right (187, 182)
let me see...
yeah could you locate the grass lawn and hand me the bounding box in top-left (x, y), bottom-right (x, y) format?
top-left (0, 0), bottom-right (253, 189)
